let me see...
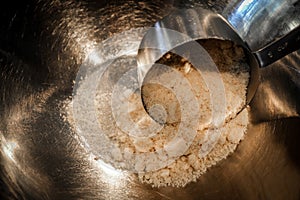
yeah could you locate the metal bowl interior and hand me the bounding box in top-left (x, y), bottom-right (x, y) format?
top-left (0, 1), bottom-right (300, 199)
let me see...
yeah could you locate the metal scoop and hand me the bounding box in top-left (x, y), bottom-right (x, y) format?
top-left (137, 7), bottom-right (300, 106)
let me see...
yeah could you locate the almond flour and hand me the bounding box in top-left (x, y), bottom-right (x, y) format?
top-left (63, 38), bottom-right (250, 188)
top-left (137, 39), bottom-right (250, 187)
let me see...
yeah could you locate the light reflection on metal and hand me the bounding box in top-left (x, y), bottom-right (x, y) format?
top-left (93, 157), bottom-right (128, 188)
top-left (223, 0), bottom-right (300, 51)
top-left (1, 138), bottom-right (18, 163)
top-left (96, 159), bottom-right (124, 177)
top-left (228, 0), bottom-right (284, 35)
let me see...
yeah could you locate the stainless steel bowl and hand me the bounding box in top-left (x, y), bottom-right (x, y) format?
top-left (0, 0), bottom-right (300, 199)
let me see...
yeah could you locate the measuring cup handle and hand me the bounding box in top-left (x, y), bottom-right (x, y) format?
top-left (254, 26), bottom-right (300, 68)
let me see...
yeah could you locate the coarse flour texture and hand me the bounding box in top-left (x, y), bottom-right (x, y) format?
top-left (64, 39), bottom-right (250, 187)
top-left (137, 40), bottom-right (250, 187)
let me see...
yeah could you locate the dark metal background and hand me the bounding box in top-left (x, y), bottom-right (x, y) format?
top-left (0, 0), bottom-right (300, 199)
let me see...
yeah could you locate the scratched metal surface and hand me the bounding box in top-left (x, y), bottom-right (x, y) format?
top-left (0, 0), bottom-right (300, 199)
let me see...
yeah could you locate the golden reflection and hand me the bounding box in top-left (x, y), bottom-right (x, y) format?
top-left (90, 154), bottom-right (129, 188)
top-left (1, 138), bottom-right (19, 163)
top-left (97, 159), bottom-right (124, 177)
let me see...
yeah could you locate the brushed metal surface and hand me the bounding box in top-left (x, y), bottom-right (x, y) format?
top-left (0, 0), bottom-right (300, 199)
top-left (223, 0), bottom-right (300, 51)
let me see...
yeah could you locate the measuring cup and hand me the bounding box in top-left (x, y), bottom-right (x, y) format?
top-left (137, 7), bottom-right (300, 107)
